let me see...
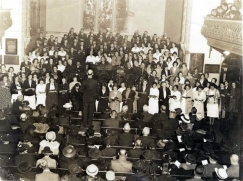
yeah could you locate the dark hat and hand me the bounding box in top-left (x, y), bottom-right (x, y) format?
top-left (185, 154), bottom-right (196, 164)
top-left (88, 148), bottom-right (101, 159)
top-left (17, 161), bottom-right (32, 173)
top-left (102, 107), bottom-right (111, 114)
top-left (165, 141), bottom-right (177, 151)
top-left (184, 137), bottom-right (195, 149)
top-left (205, 132), bottom-right (215, 142)
top-left (68, 163), bottom-right (82, 174)
top-left (202, 142), bottom-right (213, 154)
top-left (180, 123), bottom-right (188, 130)
top-left (22, 134), bottom-right (32, 141)
top-left (142, 150), bottom-right (154, 160)
top-left (42, 146), bottom-right (53, 154)
top-left (86, 127), bottom-right (95, 137)
top-left (62, 145), bottom-right (76, 158)
top-left (191, 107), bottom-right (197, 114)
top-left (22, 101), bottom-right (29, 106)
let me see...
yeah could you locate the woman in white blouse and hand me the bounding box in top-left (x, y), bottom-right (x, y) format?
top-left (170, 43), bottom-right (178, 55)
top-left (36, 79), bottom-right (46, 106)
top-left (131, 43), bottom-right (141, 53)
top-left (169, 85), bottom-right (181, 112)
top-left (148, 82), bottom-right (159, 114)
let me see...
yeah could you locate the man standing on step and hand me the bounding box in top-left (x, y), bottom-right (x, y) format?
top-left (81, 69), bottom-right (99, 127)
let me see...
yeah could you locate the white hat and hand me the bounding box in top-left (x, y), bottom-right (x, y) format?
top-left (215, 168), bottom-right (228, 180)
top-left (181, 114), bottom-right (190, 123)
top-left (20, 113), bottom-right (27, 119)
top-left (45, 131), bottom-right (56, 141)
top-left (106, 170), bottom-right (115, 180)
top-left (63, 103), bottom-right (72, 109)
top-left (86, 164), bottom-right (98, 177)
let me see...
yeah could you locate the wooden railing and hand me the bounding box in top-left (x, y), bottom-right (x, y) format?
top-left (201, 17), bottom-right (242, 55)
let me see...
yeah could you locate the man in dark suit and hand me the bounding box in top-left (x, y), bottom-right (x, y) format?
top-left (81, 69), bottom-right (99, 127)
top-left (119, 123), bottom-right (134, 147)
top-left (103, 110), bottom-right (119, 128)
top-left (159, 81), bottom-right (171, 112)
top-left (122, 86), bottom-right (135, 113)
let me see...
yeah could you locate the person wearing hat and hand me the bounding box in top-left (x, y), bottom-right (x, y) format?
top-left (185, 165), bottom-right (204, 181)
top-left (80, 164), bottom-right (104, 181)
top-left (111, 149), bottom-right (132, 173)
top-left (59, 145), bottom-right (77, 169)
top-left (81, 69), bottom-right (99, 127)
top-left (67, 163), bottom-right (82, 181)
top-left (226, 154), bottom-right (239, 178)
top-left (180, 154), bottom-right (197, 170)
top-left (119, 123), bottom-right (135, 147)
top-left (193, 86), bottom-right (206, 121)
top-left (38, 131), bottom-right (60, 155)
top-left (35, 159), bottom-right (60, 181)
top-left (215, 167), bottom-right (228, 180)
top-left (101, 141), bottom-right (117, 157)
top-left (36, 146), bottom-right (57, 169)
top-left (202, 154), bottom-right (223, 178)
top-left (206, 82), bottom-right (220, 125)
top-left (133, 150), bottom-right (160, 177)
top-left (78, 147), bottom-right (107, 171)
top-left (103, 110), bottom-right (119, 128)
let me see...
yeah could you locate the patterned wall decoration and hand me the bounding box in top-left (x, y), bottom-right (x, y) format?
top-left (115, 0), bottom-right (128, 32)
top-left (83, 0), bottom-right (96, 29)
top-left (98, 0), bottom-right (113, 29)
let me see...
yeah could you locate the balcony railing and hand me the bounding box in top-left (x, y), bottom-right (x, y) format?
top-left (201, 17), bottom-right (242, 55)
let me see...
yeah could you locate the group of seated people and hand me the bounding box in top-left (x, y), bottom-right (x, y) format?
top-left (0, 27), bottom-right (241, 180)
top-left (209, 2), bottom-right (242, 19)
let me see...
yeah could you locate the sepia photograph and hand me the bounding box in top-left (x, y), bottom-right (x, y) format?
top-left (0, 0), bottom-right (242, 180)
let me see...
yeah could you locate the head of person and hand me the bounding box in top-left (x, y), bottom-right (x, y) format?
top-left (122, 105), bottom-right (128, 113)
top-left (110, 110), bottom-right (117, 119)
top-left (87, 69), bottom-right (94, 77)
top-left (142, 127), bottom-right (150, 136)
top-left (123, 123), bottom-right (131, 132)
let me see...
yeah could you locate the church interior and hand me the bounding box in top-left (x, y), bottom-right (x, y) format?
top-left (0, 0), bottom-right (242, 180)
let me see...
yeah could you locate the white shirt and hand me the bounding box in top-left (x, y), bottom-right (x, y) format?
top-left (86, 55), bottom-right (96, 64)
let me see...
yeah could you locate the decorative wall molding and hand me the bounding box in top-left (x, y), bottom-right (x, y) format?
top-left (201, 17), bottom-right (242, 55)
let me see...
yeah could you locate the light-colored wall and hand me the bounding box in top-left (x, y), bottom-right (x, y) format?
top-left (187, 0), bottom-right (222, 83)
top-left (46, 0), bottom-right (83, 34)
top-left (129, 0), bottom-right (166, 36)
top-left (45, 0), bottom-right (166, 36)
top-left (0, 0), bottom-right (23, 72)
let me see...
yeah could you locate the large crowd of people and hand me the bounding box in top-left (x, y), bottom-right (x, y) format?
top-left (0, 26), bottom-right (241, 180)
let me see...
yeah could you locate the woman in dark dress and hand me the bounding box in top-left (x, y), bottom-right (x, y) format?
top-left (137, 79), bottom-right (150, 113)
top-left (45, 77), bottom-right (58, 110)
top-left (70, 83), bottom-right (83, 112)
top-left (97, 83), bottom-right (109, 112)
top-left (58, 77), bottom-right (69, 115)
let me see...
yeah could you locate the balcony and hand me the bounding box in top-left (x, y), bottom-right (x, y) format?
top-left (201, 17), bottom-right (242, 56)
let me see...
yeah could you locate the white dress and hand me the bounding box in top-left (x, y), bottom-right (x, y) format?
top-left (36, 84), bottom-right (46, 106)
top-left (169, 90), bottom-right (181, 112)
top-left (207, 89), bottom-right (219, 118)
top-left (148, 88), bottom-right (159, 114)
top-left (193, 91), bottom-right (206, 120)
